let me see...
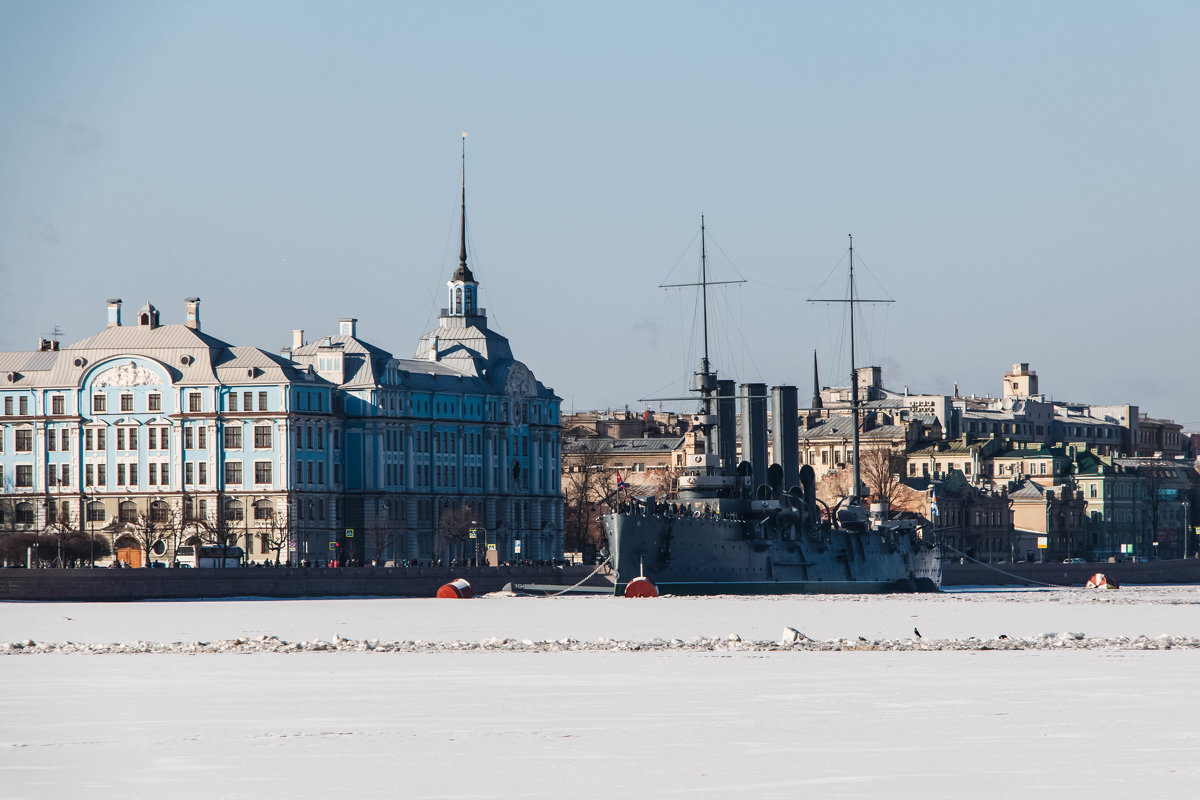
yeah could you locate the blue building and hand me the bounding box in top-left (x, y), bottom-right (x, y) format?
top-left (0, 234), bottom-right (563, 566)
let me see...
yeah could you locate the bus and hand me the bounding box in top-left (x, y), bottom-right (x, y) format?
top-left (173, 545), bottom-right (245, 568)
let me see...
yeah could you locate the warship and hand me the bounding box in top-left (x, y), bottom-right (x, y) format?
top-left (600, 225), bottom-right (942, 594)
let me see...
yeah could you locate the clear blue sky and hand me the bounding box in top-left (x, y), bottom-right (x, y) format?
top-left (1, 1), bottom-right (1196, 429)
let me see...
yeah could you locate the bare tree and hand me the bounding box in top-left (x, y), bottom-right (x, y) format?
top-left (194, 507), bottom-right (242, 567)
top-left (436, 503), bottom-right (475, 562)
top-left (561, 439), bottom-right (614, 554)
top-left (858, 441), bottom-right (909, 514)
top-left (129, 501), bottom-right (178, 567)
top-left (815, 467), bottom-right (853, 515)
top-left (256, 506), bottom-right (291, 566)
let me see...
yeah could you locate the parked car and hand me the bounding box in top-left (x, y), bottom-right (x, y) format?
top-left (1063, 557), bottom-right (1086, 564)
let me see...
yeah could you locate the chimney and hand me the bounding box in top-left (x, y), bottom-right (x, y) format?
top-left (292, 329), bottom-right (304, 350)
top-left (185, 297), bottom-right (201, 330)
top-left (339, 318), bottom-right (357, 338)
top-left (106, 298), bottom-right (122, 328)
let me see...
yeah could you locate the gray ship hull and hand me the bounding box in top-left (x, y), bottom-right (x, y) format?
top-left (602, 510), bottom-right (941, 595)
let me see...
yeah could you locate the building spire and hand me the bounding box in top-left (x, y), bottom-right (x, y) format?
top-left (811, 350), bottom-right (823, 410)
top-left (454, 131), bottom-right (474, 283)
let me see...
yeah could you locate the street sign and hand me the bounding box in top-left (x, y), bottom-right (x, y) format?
top-left (486, 543), bottom-right (496, 552)
top-left (1037, 537), bottom-right (1048, 549)
top-left (515, 539), bottom-right (522, 554)
top-left (329, 542), bottom-right (338, 550)
top-left (345, 528), bottom-right (354, 538)
top-left (288, 542), bottom-right (296, 552)
top-left (468, 530), bottom-right (477, 539)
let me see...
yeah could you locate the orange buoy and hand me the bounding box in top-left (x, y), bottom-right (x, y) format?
top-left (624, 577), bottom-right (658, 598)
top-left (1085, 573), bottom-right (1119, 589)
top-left (436, 578), bottom-right (475, 598)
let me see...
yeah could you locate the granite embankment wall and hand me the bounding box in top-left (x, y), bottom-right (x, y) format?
top-left (0, 565), bottom-right (607, 602)
top-left (943, 558), bottom-right (1200, 587)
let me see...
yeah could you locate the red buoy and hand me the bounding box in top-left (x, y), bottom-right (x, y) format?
top-left (436, 578), bottom-right (475, 598)
top-left (624, 577), bottom-right (658, 598)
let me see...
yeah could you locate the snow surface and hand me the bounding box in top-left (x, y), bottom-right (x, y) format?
top-left (3, 587), bottom-right (1200, 798)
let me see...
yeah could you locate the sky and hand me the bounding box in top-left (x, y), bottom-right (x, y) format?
top-left (1, 1), bottom-right (1196, 429)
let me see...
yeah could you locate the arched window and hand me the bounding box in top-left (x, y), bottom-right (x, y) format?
top-left (87, 502), bottom-right (106, 522)
top-left (224, 499), bottom-right (244, 522)
top-left (119, 501), bottom-right (138, 523)
top-left (15, 502), bottom-right (34, 526)
top-left (454, 287), bottom-right (463, 314)
top-left (254, 501), bottom-right (273, 521)
top-left (464, 286), bottom-right (472, 313)
top-left (150, 501), bottom-right (169, 523)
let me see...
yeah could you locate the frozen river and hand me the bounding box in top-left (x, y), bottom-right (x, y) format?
top-left (3, 587), bottom-right (1199, 798)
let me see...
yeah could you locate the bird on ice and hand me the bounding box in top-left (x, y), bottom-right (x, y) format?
top-left (913, 627), bottom-right (922, 638)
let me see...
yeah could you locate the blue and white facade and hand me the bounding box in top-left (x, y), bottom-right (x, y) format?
top-left (0, 279), bottom-right (563, 565)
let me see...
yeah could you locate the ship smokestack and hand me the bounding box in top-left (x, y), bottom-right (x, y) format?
top-left (771, 385), bottom-right (799, 491)
top-left (716, 379), bottom-right (737, 471)
top-left (740, 382), bottom-right (768, 492)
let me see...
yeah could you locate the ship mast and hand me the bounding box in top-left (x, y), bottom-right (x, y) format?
top-left (700, 215), bottom-right (711, 377)
top-left (809, 235), bottom-right (893, 507)
top-left (848, 234), bottom-right (861, 504)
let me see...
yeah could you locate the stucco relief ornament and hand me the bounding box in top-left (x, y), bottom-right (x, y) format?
top-left (93, 360), bottom-right (163, 388)
top-left (503, 362), bottom-right (536, 399)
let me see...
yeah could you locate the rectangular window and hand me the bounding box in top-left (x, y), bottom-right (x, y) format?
top-left (258, 391), bottom-right (268, 411)
top-left (47, 464), bottom-right (57, 485)
top-left (19, 397), bottom-right (28, 415)
top-left (148, 393), bottom-right (161, 412)
top-left (225, 426), bottom-right (242, 449)
top-left (52, 395), bottom-right (64, 415)
top-left (185, 427), bottom-right (194, 449)
top-left (60, 466), bottom-right (69, 487)
top-left (254, 425), bottom-right (271, 449)
top-left (149, 463), bottom-right (158, 485)
top-left (47, 431), bottom-right (56, 451)
top-left (129, 464), bottom-right (137, 486)
top-left (318, 462), bottom-right (324, 483)
top-left (255, 461), bottom-right (272, 484)
top-left (121, 394), bottom-right (133, 411)
top-left (94, 394), bottom-right (106, 412)
top-left (317, 427), bottom-right (324, 450)
top-left (307, 462), bottom-right (313, 483)
top-left (185, 462), bottom-right (194, 485)
top-left (158, 428), bottom-right (168, 450)
top-left (198, 462), bottom-right (207, 486)
top-left (3, 397), bottom-right (11, 414)
top-left (16, 465), bottom-right (33, 487)
top-left (229, 393), bottom-right (238, 412)
top-left (117, 429), bottom-right (126, 450)
top-left (148, 428), bottom-right (157, 450)
top-left (296, 460), bottom-right (303, 481)
top-left (61, 430), bottom-right (69, 451)
top-left (160, 462), bottom-right (168, 485)
top-left (306, 426), bottom-right (312, 449)
top-left (197, 426), bottom-right (206, 449)
top-left (295, 428), bottom-right (303, 449)
top-left (226, 461), bottom-right (243, 485)
top-left (15, 429), bottom-right (32, 452)
top-left (86, 464), bottom-right (95, 487)
top-left (117, 463), bottom-right (126, 486)
top-left (189, 393), bottom-right (202, 412)
top-left (243, 392), bottom-right (253, 412)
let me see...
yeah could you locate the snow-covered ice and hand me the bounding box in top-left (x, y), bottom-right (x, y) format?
top-left (3, 586), bottom-right (1199, 798)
